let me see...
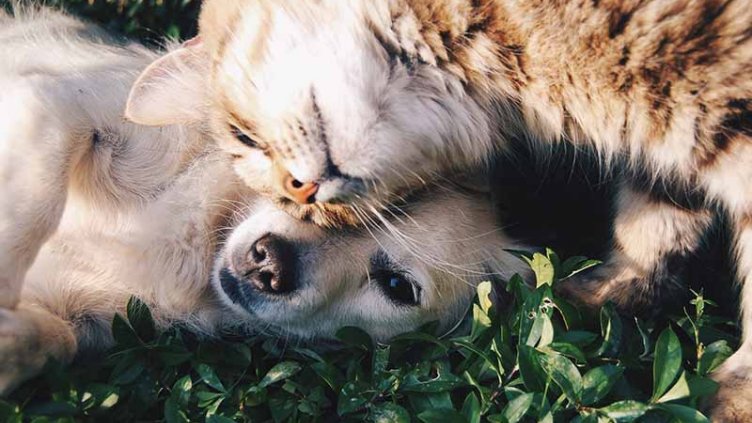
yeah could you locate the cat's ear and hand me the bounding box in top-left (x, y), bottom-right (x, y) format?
top-left (125, 37), bottom-right (209, 126)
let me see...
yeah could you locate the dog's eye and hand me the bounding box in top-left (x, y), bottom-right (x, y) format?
top-left (230, 125), bottom-right (260, 149)
top-left (376, 272), bottom-right (420, 306)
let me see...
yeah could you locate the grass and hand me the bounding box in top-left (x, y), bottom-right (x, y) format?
top-left (0, 2), bottom-right (741, 421)
top-left (0, 251), bottom-right (739, 422)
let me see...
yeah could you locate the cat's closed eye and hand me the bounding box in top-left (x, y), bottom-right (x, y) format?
top-left (229, 124), bottom-right (260, 149)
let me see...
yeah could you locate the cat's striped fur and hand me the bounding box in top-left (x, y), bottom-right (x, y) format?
top-left (126, 0), bottom-right (752, 418)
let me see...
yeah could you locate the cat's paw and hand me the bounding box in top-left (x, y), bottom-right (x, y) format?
top-left (555, 264), bottom-right (687, 317)
top-left (707, 352), bottom-right (752, 422)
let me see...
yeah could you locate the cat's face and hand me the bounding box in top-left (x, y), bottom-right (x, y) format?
top-left (126, 0), bottom-right (495, 227)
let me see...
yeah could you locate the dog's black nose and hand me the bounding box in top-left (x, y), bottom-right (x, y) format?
top-left (234, 234), bottom-right (298, 294)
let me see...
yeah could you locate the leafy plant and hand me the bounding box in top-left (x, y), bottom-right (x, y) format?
top-left (1, 0), bottom-right (201, 43)
top-left (1, 250), bottom-right (738, 422)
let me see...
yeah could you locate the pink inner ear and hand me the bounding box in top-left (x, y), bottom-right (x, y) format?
top-left (182, 36), bottom-right (203, 48)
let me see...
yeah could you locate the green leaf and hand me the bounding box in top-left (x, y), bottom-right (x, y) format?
top-left (553, 297), bottom-right (583, 330)
top-left (402, 362), bottom-right (466, 393)
top-left (164, 397), bottom-right (189, 423)
top-left (656, 403), bottom-right (710, 423)
top-left (540, 353), bottom-right (582, 403)
top-left (599, 400), bottom-right (648, 422)
top-left (373, 345), bottom-right (390, 376)
top-left (595, 304), bottom-right (622, 357)
top-left (538, 313), bottom-right (555, 347)
top-left (206, 416), bottom-right (237, 423)
top-left (171, 375), bottom-right (192, 405)
top-left (269, 395), bottom-right (297, 422)
top-left (470, 304), bottom-right (493, 340)
top-left (461, 392), bottom-right (481, 423)
top-left (528, 252), bottom-right (556, 287)
top-left (311, 361), bottom-right (344, 391)
top-left (658, 371), bottom-right (718, 403)
top-left (243, 385), bottom-right (267, 407)
top-left (507, 273), bottom-right (532, 305)
top-left (0, 400), bottom-right (21, 423)
top-left (519, 286), bottom-right (554, 347)
top-left (417, 409), bottom-right (466, 423)
top-left (338, 381), bottom-right (371, 416)
top-left (518, 345), bottom-right (547, 392)
top-left (259, 361), bottom-right (302, 388)
top-left (500, 392), bottom-right (534, 423)
top-left (371, 403), bottom-right (410, 423)
top-left (111, 314), bottom-right (141, 348)
top-left (336, 326), bottom-right (374, 350)
top-left (126, 296), bottom-right (156, 341)
top-left (155, 344), bottom-right (193, 366)
top-left (557, 330), bottom-right (598, 347)
top-left (24, 400), bottom-right (78, 417)
top-left (477, 281), bottom-right (494, 314)
top-left (581, 365), bottom-right (624, 406)
top-left (544, 342), bottom-right (587, 364)
top-left (110, 360), bottom-right (145, 386)
top-left (407, 392), bottom-right (454, 414)
top-left (652, 328), bottom-right (682, 401)
top-left (698, 340), bottom-right (734, 376)
top-left (196, 364), bottom-right (226, 392)
top-left (80, 383), bottom-right (120, 411)
top-left (560, 257), bottom-right (601, 279)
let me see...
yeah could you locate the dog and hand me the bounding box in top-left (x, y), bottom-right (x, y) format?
top-left (0, 8), bottom-right (527, 394)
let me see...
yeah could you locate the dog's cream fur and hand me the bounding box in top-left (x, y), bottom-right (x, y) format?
top-left (0, 9), bottom-right (527, 394)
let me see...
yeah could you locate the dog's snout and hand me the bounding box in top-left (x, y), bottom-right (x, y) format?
top-left (235, 234), bottom-right (298, 294)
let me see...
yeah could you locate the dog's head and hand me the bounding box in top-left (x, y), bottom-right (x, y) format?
top-left (212, 185), bottom-right (526, 341)
top-left (125, 0), bottom-right (506, 227)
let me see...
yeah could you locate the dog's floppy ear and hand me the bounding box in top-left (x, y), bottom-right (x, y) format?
top-left (125, 37), bottom-right (209, 126)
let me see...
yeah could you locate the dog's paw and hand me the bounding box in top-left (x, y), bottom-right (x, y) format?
top-left (0, 308), bottom-right (52, 395)
top-left (707, 357), bottom-right (752, 423)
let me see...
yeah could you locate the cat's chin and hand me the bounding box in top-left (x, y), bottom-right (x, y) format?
top-left (273, 197), bottom-right (360, 228)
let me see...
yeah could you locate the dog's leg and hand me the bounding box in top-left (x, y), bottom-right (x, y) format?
top-left (0, 79), bottom-right (87, 309)
top-left (0, 304), bottom-right (77, 395)
top-left (557, 181), bottom-right (712, 315)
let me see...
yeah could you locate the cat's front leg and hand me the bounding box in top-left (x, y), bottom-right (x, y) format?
top-left (0, 305), bottom-right (77, 395)
top-left (556, 182), bottom-right (712, 315)
top-left (707, 215), bottom-right (752, 422)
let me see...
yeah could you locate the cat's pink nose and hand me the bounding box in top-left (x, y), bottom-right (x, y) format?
top-left (283, 175), bottom-right (319, 204)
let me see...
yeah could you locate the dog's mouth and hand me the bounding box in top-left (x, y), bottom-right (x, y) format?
top-left (217, 268), bottom-right (262, 314)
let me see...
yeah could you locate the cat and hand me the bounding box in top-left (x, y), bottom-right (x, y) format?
top-left (0, 7), bottom-right (527, 394)
top-left (124, 0), bottom-right (752, 418)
